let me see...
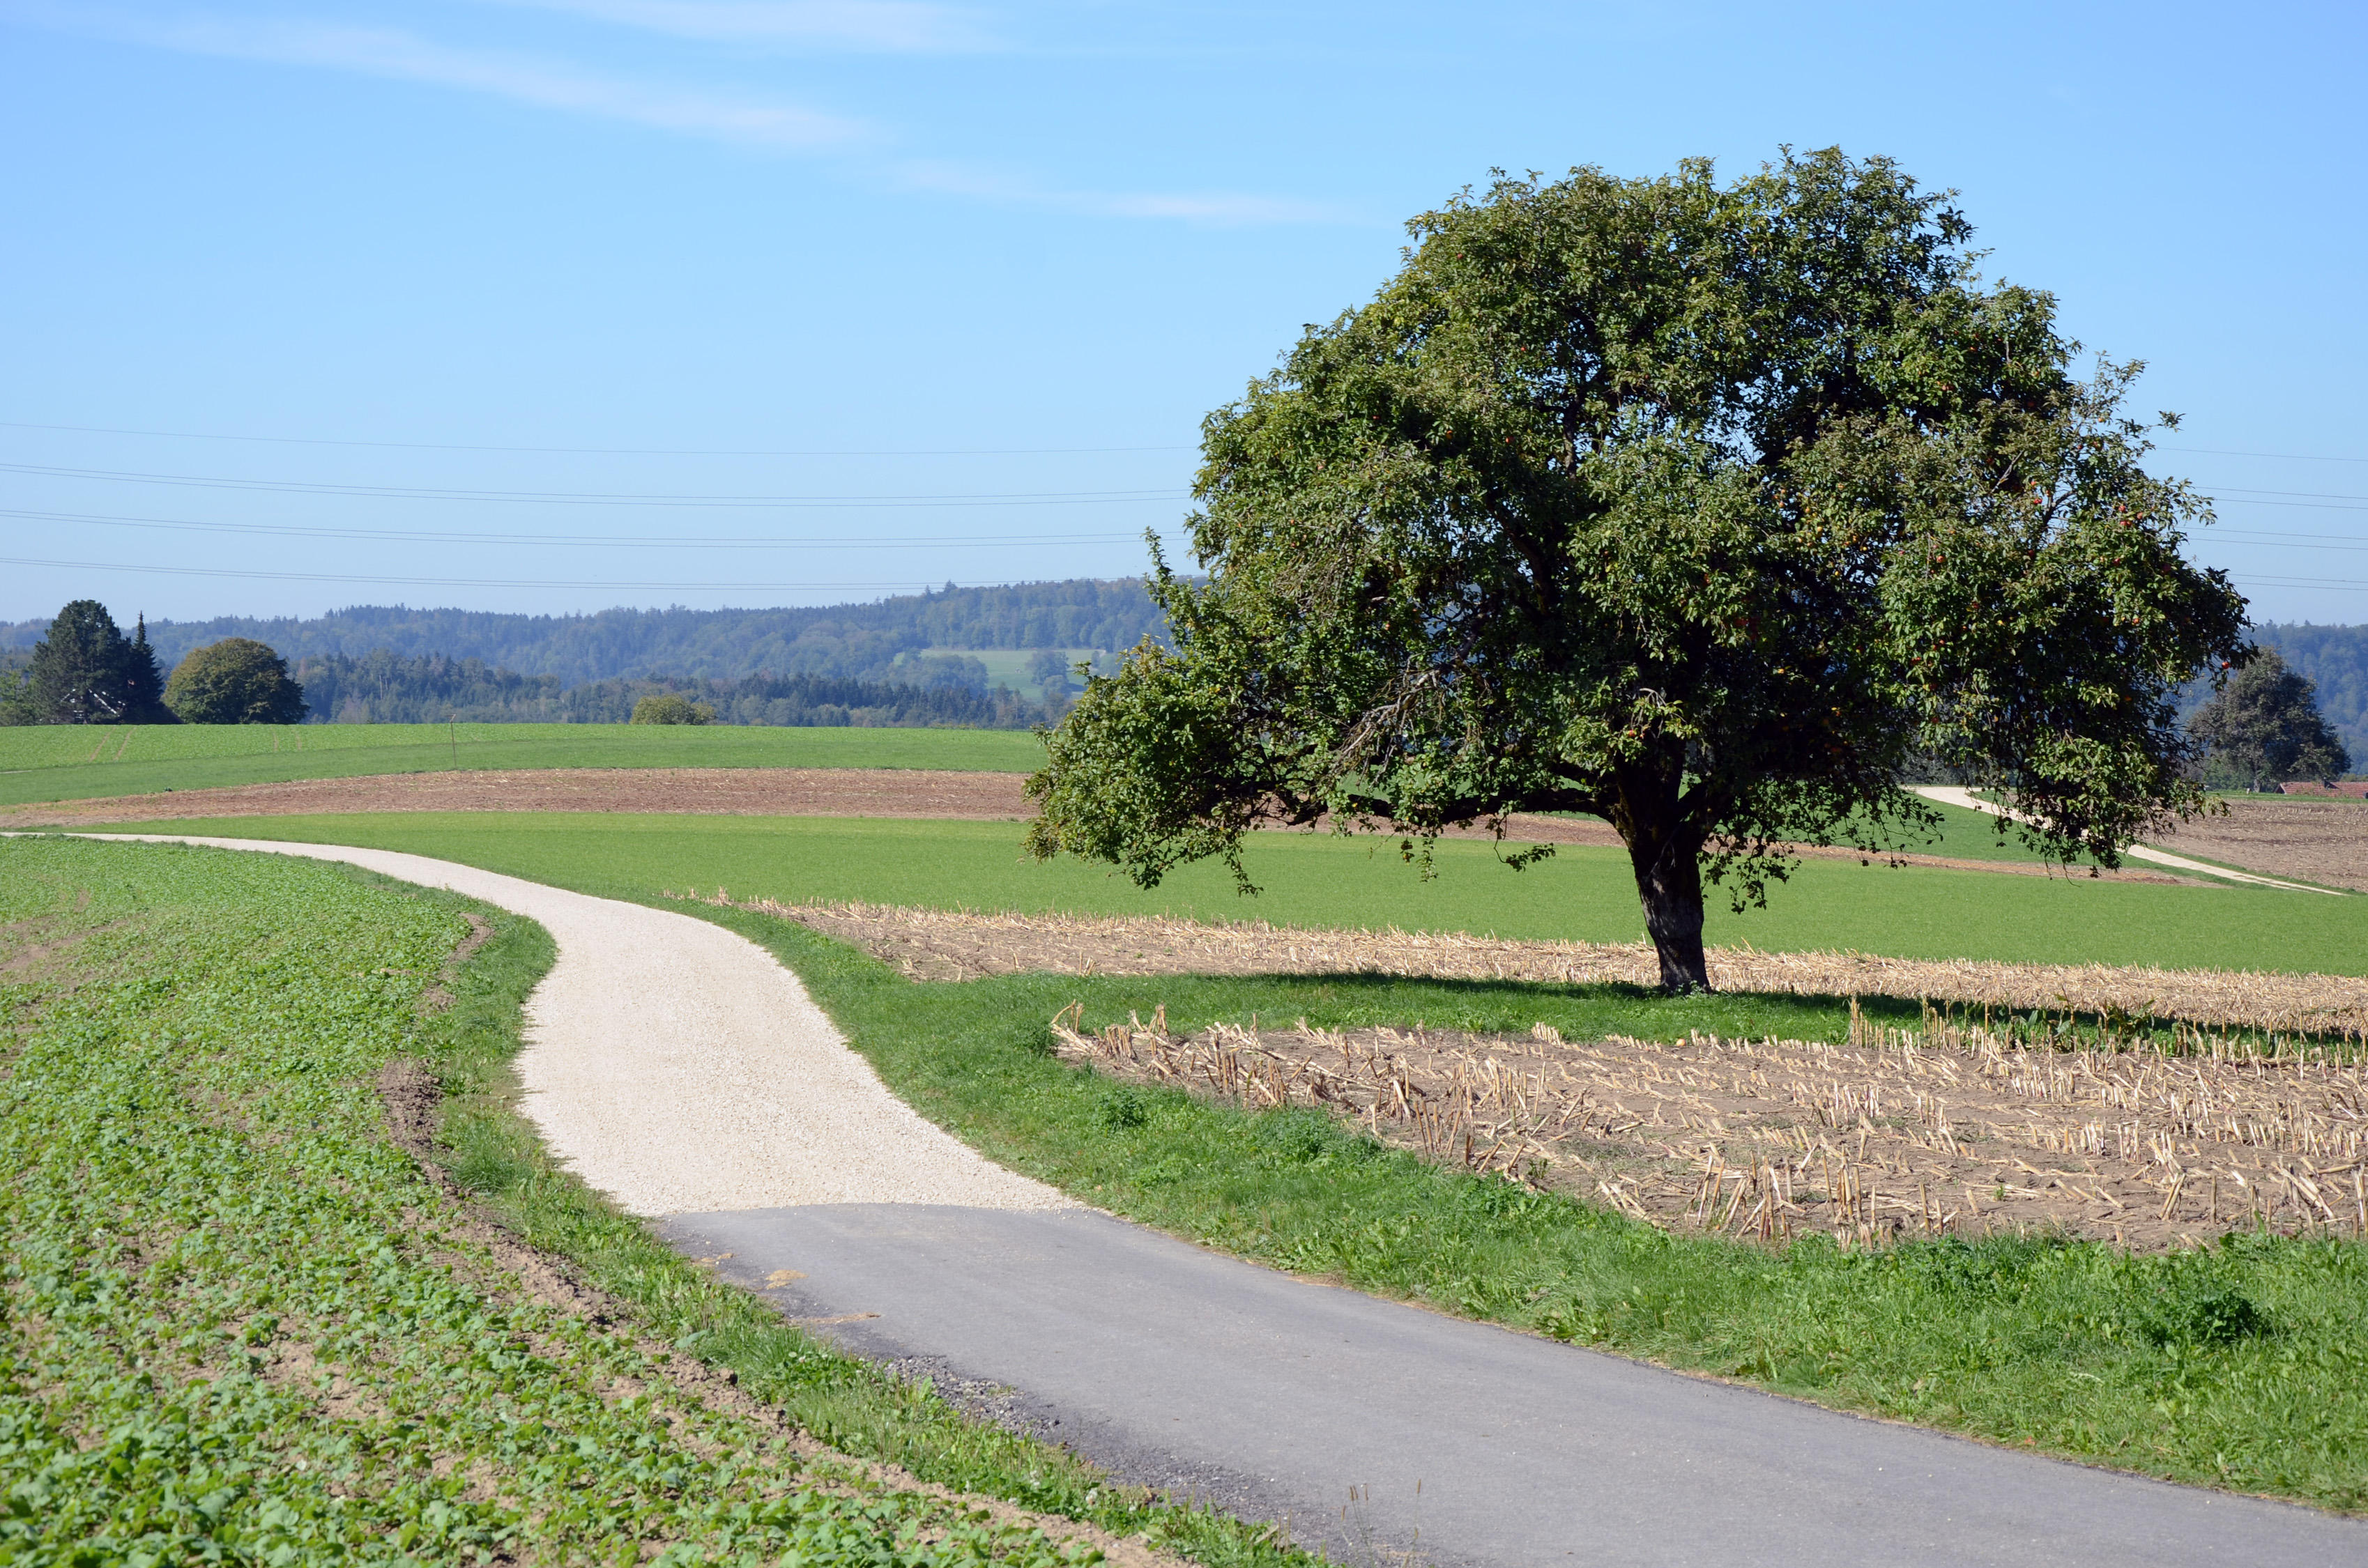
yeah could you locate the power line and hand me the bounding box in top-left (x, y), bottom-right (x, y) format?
top-left (0, 507), bottom-right (1174, 551)
top-left (0, 461), bottom-right (1189, 509)
top-left (2168, 446), bottom-right (2368, 465)
top-left (0, 419), bottom-right (1195, 459)
top-left (0, 555), bottom-right (957, 591)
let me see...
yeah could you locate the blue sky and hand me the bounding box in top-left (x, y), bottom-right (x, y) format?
top-left (4, 1), bottom-right (2365, 627)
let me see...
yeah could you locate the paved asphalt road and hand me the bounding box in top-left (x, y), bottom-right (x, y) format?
top-left (663, 1204), bottom-right (2365, 1568)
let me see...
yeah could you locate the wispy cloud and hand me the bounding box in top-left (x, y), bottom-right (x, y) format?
top-left (478, 0), bottom-right (998, 54)
top-left (896, 160), bottom-right (1355, 226)
top-left (11, 4), bottom-right (1346, 224)
top-left (31, 6), bottom-right (865, 150)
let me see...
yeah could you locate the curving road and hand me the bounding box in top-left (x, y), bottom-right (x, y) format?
top-left (56, 833), bottom-right (2368, 1567)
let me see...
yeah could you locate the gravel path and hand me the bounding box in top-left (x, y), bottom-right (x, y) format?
top-left (66, 834), bottom-right (1072, 1216)
top-left (1911, 785), bottom-right (2343, 893)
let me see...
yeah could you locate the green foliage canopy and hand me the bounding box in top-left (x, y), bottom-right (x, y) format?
top-left (164, 637), bottom-right (307, 725)
top-left (2190, 647), bottom-right (2351, 791)
top-left (1028, 151), bottom-right (2249, 991)
top-left (629, 693), bottom-right (716, 725)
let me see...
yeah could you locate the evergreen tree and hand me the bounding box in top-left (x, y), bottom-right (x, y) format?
top-left (27, 601), bottom-right (134, 723)
top-left (123, 614), bottom-right (173, 723)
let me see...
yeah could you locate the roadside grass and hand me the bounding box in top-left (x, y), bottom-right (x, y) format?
top-left (679, 904), bottom-right (2368, 1513)
top-left (0, 723), bottom-right (1042, 807)
top-left (0, 836), bottom-right (1310, 1567)
top-left (83, 811), bottom-right (2368, 976)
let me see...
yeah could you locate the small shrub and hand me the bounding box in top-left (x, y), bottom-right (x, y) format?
top-left (1094, 1084), bottom-right (1152, 1130)
top-left (629, 694), bottom-right (715, 725)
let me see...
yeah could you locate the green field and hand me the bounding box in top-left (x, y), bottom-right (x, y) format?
top-left (69, 810), bottom-right (2368, 976)
top-left (0, 723), bottom-right (1045, 807)
top-left (0, 835), bottom-right (1149, 1566)
top-left (939, 647), bottom-right (1103, 702)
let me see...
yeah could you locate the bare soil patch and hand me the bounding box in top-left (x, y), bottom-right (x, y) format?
top-left (2156, 798), bottom-right (2368, 891)
top-left (708, 896), bottom-right (2368, 1036)
top-left (1052, 1007), bottom-right (2368, 1254)
top-left (0, 767), bottom-right (1038, 827)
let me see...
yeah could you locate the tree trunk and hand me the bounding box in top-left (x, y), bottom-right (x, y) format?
top-left (1632, 838), bottom-right (1711, 992)
top-left (1610, 774), bottom-right (1711, 992)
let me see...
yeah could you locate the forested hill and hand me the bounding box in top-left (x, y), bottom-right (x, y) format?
top-left (2251, 624), bottom-right (2368, 760)
top-left (0, 579), bottom-right (1166, 686)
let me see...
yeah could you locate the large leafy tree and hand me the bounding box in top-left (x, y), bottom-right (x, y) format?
top-left (1026, 151), bottom-right (2250, 992)
top-left (165, 638), bottom-right (308, 725)
top-left (2190, 648), bottom-right (2350, 792)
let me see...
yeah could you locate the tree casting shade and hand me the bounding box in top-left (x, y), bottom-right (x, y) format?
top-left (1025, 149), bottom-right (2250, 992)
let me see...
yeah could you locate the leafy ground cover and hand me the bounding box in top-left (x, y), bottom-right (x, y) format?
top-left (79, 810), bottom-right (2368, 976)
top-left (0, 836), bottom-right (1307, 1566)
top-left (0, 724), bottom-right (1042, 807)
top-left (694, 906), bottom-right (2368, 1512)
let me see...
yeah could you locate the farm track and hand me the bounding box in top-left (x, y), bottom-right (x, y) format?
top-left (31, 832), bottom-right (2368, 1568)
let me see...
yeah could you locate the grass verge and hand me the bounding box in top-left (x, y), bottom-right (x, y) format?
top-left (680, 902), bottom-right (2368, 1514)
top-left (0, 836), bottom-right (1311, 1567)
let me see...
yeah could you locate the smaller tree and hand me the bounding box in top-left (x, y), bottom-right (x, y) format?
top-left (1028, 649), bottom-right (1078, 697)
top-left (629, 693), bottom-right (715, 725)
top-left (165, 638), bottom-right (308, 725)
top-left (2190, 647), bottom-right (2351, 791)
top-left (122, 615), bottom-right (174, 723)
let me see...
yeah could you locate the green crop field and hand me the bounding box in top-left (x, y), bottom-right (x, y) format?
top-left (0, 837), bottom-right (1103, 1565)
top-left (67, 810), bottom-right (2368, 976)
top-left (0, 723), bottom-right (1044, 807)
top-left (0, 834), bottom-right (1309, 1567)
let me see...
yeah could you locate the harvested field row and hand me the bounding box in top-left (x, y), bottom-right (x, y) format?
top-left (1051, 1005), bottom-right (2368, 1253)
top-left (729, 897), bottom-right (2368, 1036)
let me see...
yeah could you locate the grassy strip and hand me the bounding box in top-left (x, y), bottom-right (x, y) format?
top-left (0, 723), bottom-right (1041, 806)
top-left (678, 903), bottom-right (2368, 1514)
top-left (96, 811), bottom-right (2368, 976)
top-left (0, 836), bottom-right (1308, 1566)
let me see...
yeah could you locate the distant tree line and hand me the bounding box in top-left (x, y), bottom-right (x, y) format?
top-left (0, 578), bottom-right (1171, 687)
top-left (289, 647), bottom-right (1060, 728)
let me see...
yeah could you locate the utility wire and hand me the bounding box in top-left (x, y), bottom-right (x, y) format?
top-left (0, 507), bottom-right (1173, 551)
top-left (0, 419), bottom-right (1193, 458)
top-left (0, 461), bottom-right (1187, 509)
top-left (0, 555), bottom-right (947, 591)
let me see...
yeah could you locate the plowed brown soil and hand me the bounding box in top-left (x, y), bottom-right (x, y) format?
top-left (0, 768), bottom-right (1036, 826)
top-left (2157, 799), bottom-right (2368, 891)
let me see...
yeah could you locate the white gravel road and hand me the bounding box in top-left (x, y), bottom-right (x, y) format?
top-left (66, 835), bottom-right (1074, 1216)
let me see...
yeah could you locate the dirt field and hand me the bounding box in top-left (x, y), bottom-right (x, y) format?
top-left (0, 767), bottom-right (1037, 827)
top-left (2157, 798), bottom-right (2368, 891)
top-left (721, 896), bottom-right (2368, 1035)
top-left (1050, 1006), bottom-right (2368, 1252)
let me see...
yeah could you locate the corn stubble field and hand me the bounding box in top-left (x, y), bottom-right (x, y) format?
top-left (1051, 1008), bottom-right (2368, 1254)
